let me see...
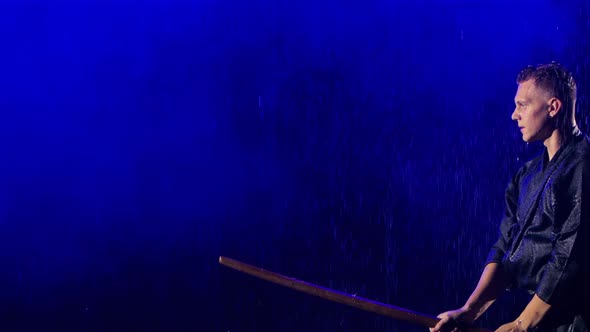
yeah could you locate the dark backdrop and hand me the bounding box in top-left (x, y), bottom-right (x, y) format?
top-left (1, 1), bottom-right (590, 331)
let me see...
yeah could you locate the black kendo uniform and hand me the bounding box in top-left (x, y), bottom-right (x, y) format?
top-left (487, 128), bottom-right (590, 332)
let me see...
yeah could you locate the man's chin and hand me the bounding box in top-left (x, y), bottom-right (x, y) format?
top-left (523, 135), bottom-right (543, 143)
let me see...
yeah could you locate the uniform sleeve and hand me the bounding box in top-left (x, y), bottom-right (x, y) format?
top-left (485, 170), bottom-right (521, 266)
top-left (535, 161), bottom-right (590, 304)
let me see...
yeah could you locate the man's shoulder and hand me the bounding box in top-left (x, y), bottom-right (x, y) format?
top-left (566, 134), bottom-right (590, 166)
top-left (573, 133), bottom-right (590, 155)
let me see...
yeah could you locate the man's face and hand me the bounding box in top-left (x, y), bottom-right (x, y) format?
top-left (512, 79), bottom-right (553, 143)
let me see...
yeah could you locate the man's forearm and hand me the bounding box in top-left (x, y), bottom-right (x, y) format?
top-left (514, 295), bottom-right (551, 330)
top-left (463, 263), bottom-right (510, 320)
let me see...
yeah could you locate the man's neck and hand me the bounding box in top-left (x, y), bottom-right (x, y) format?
top-left (543, 129), bottom-right (562, 161)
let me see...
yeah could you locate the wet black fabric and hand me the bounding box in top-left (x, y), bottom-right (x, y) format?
top-left (486, 130), bottom-right (590, 331)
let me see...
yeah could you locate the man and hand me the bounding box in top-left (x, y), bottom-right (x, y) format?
top-left (431, 63), bottom-right (590, 332)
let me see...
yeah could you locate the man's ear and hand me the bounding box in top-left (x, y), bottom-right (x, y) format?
top-left (548, 97), bottom-right (562, 118)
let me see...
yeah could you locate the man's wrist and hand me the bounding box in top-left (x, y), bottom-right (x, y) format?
top-left (514, 318), bottom-right (531, 331)
top-left (457, 304), bottom-right (479, 323)
top-left (460, 303), bottom-right (474, 316)
top-left (515, 294), bottom-right (551, 330)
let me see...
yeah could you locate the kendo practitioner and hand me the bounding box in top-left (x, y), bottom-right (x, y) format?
top-left (432, 63), bottom-right (590, 332)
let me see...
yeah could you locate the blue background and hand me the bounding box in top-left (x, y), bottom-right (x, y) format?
top-left (1, 1), bottom-right (590, 331)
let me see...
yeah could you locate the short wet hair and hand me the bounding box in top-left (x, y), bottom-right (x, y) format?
top-left (517, 62), bottom-right (577, 139)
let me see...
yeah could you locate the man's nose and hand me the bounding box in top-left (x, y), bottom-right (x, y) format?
top-left (511, 108), bottom-right (519, 121)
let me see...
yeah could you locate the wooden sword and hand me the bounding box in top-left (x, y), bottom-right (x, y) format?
top-left (219, 256), bottom-right (490, 332)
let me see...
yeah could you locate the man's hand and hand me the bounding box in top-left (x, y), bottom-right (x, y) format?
top-left (495, 320), bottom-right (527, 332)
top-left (494, 294), bottom-right (550, 332)
top-left (430, 307), bottom-right (475, 332)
